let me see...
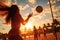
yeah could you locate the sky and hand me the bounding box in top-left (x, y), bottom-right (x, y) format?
top-left (0, 0), bottom-right (60, 34)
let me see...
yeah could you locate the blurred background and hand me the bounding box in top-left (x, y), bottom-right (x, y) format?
top-left (0, 0), bottom-right (60, 40)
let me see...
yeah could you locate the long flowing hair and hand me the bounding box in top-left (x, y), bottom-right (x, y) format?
top-left (5, 5), bottom-right (20, 24)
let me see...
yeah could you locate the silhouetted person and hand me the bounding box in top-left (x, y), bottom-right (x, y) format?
top-left (0, 4), bottom-right (32, 40)
top-left (38, 26), bottom-right (42, 40)
top-left (33, 26), bottom-right (38, 40)
top-left (2, 34), bottom-right (6, 40)
top-left (52, 22), bottom-right (58, 40)
top-left (53, 19), bottom-right (59, 25)
top-left (47, 23), bottom-right (51, 27)
top-left (38, 26), bottom-right (41, 37)
top-left (43, 24), bottom-right (48, 40)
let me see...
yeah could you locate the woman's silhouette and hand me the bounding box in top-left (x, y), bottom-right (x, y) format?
top-left (0, 4), bottom-right (32, 40)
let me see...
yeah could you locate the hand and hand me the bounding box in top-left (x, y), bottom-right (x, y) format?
top-left (28, 13), bottom-right (32, 18)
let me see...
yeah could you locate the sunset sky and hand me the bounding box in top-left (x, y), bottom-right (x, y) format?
top-left (0, 0), bottom-right (60, 33)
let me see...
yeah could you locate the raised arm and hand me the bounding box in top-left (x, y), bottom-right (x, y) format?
top-left (21, 14), bottom-right (32, 25)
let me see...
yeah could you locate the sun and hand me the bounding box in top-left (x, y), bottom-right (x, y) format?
top-left (25, 22), bottom-right (33, 31)
top-left (20, 21), bottom-right (33, 34)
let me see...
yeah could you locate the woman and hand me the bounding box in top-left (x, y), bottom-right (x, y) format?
top-left (0, 4), bottom-right (32, 40)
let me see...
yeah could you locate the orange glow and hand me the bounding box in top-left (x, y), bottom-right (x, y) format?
top-left (20, 22), bottom-right (33, 34)
top-left (25, 22), bottom-right (33, 31)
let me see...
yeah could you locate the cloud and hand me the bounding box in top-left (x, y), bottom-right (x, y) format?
top-left (43, 4), bottom-right (60, 20)
top-left (46, 0), bottom-right (60, 16)
top-left (31, 4), bottom-right (60, 25)
top-left (11, 0), bottom-right (18, 5)
top-left (31, 7), bottom-right (37, 15)
top-left (28, 0), bottom-right (36, 4)
top-left (19, 4), bottom-right (30, 11)
top-left (43, 5), bottom-right (60, 14)
top-left (18, 4), bottom-right (30, 20)
top-left (31, 6), bottom-right (48, 21)
top-left (53, 6), bottom-right (60, 18)
top-left (43, 6), bottom-right (51, 13)
top-left (47, 0), bottom-right (56, 4)
top-left (31, 6), bottom-right (51, 25)
top-left (47, 0), bottom-right (60, 5)
top-left (42, 18), bottom-right (52, 24)
top-left (43, 5), bottom-right (60, 19)
top-left (51, 5), bottom-right (57, 12)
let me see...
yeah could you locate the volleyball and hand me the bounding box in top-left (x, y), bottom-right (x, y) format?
top-left (36, 6), bottom-right (43, 13)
